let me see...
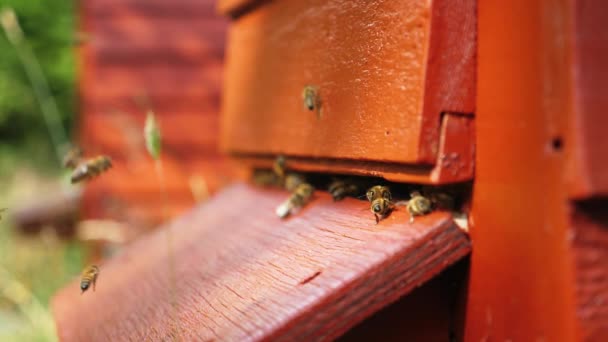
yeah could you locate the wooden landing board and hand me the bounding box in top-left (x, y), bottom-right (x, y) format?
top-left (52, 183), bottom-right (470, 341)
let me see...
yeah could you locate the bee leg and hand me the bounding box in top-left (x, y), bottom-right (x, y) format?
top-left (409, 215), bottom-right (415, 224)
top-left (375, 214), bottom-right (380, 224)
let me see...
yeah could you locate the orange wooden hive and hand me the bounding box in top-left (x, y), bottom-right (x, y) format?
top-left (76, 0), bottom-right (237, 229)
top-left (52, 0), bottom-right (608, 341)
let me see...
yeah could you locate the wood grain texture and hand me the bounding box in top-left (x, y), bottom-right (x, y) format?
top-left (467, 0), bottom-right (579, 340)
top-left (568, 0), bottom-right (608, 198)
top-left (221, 0), bottom-right (476, 165)
top-left (52, 183), bottom-right (471, 341)
top-left (571, 199), bottom-right (608, 342)
top-left (231, 113), bottom-right (475, 185)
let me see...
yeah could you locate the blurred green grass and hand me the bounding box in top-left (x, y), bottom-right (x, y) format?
top-left (0, 172), bottom-right (87, 342)
top-left (0, 0), bottom-right (76, 175)
top-left (0, 0), bottom-right (84, 340)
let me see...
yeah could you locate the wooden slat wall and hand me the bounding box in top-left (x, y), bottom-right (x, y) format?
top-left (77, 0), bottom-right (236, 228)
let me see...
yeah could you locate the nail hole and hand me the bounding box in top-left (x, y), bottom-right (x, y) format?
top-left (385, 130), bottom-right (390, 136)
top-left (551, 136), bottom-right (563, 151)
top-left (299, 271), bottom-right (322, 285)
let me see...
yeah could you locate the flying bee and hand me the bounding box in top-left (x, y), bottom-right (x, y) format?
top-left (276, 183), bottom-right (314, 219)
top-left (80, 265), bottom-right (100, 294)
top-left (328, 179), bottom-right (360, 201)
top-left (62, 146), bottom-right (83, 169)
top-left (366, 185), bottom-right (394, 223)
top-left (70, 156), bottom-right (112, 184)
top-left (302, 85), bottom-right (321, 117)
top-left (284, 172), bottom-right (307, 192)
top-left (406, 191), bottom-right (433, 223)
top-left (0, 208), bottom-right (7, 220)
top-left (272, 155), bottom-right (287, 180)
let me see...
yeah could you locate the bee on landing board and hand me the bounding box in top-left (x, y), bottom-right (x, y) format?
top-left (70, 156), bottom-right (112, 184)
top-left (424, 190), bottom-right (455, 211)
top-left (272, 155), bottom-right (287, 180)
top-left (276, 183), bottom-right (314, 219)
top-left (406, 191), bottom-right (433, 223)
top-left (366, 185), bottom-right (394, 223)
top-left (62, 146), bottom-right (84, 169)
top-left (328, 179), bottom-right (360, 201)
top-left (284, 172), bottom-right (307, 192)
top-left (302, 85), bottom-right (322, 117)
top-left (80, 265), bottom-right (100, 294)
top-left (252, 169), bottom-right (282, 187)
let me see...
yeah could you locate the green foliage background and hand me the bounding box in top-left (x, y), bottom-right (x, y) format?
top-left (0, 1), bottom-right (83, 341)
top-left (0, 0), bottom-right (76, 176)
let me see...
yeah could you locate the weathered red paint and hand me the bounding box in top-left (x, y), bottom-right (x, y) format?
top-left (567, 0), bottom-right (608, 198)
top-left (466, 0), bottom-right (579, 340)
top-left (221, 0), bottom-right (475, 166)
top-left (52, 183), bottom-right (470, 341)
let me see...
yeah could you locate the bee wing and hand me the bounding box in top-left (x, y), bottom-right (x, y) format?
top-left (70, 164), bottom-right (89, 183)
top-left (275, 201), bottom-right (292, 219)
top-left (393, 200), bottom-right (409, 207)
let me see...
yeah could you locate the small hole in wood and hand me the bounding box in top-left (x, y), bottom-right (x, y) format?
top-left (551, 136), bottom-right (564, 151)
top-left (385, 130), bottom-right (390, 136)
top-left (299, 271), bottom-right (322, 285)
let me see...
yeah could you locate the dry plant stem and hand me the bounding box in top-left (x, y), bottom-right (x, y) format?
top-left (154, 159), bottom-right (180, 341)
top-left (1, 8), bottom-right (68, 163)
top-left (0, 266), bottom-right (55, 336)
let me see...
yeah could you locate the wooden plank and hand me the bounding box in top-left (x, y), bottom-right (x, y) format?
top-left (79, 112), bottom-right (220, 156)
top-left (81, 64), bottom-right (223, 99)
top-left (85, 0), bottom-right (219, 18)
top-left (79, 157), bottom-right (239, 225)
top-left (221, 0), bottom-right (476, 165)
top-left (52, 183), bottom-right (471, 341)
top-left (571, 199), bottom-right (608, 342)
top-left (86, 18), bottom-right (227, 65)
top-left (229, 113), bottom-right (475, 185)
top-left (568, 0), bottom-right (608, 198)
top-left (467, 0), bottom-right (579, 341)
top-left (77, 0), bottom-right (232, 228)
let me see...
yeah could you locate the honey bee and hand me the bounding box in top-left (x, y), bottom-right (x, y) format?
top-left (80, 265), bottom-right (100, 294)
top-left (252, 169), bottom-right (282, 187)
top-left (328, 179), bottom-right (360, 201)
top-left (302, 85), bottom-right (321, 117)
top-left (276, 183), bottom-right (314, 219)
top-left (427, 192), bottom-right (455, 211)
top-left (406, 191), bottom-right (433, 223)
top-left (62, 146), bottom-right (83, 169)
top-left (366, 185), bottom-right (393, 223)
top-left (272, 155), bottom-right (287, 180)
top-left (70, 156), bottom-right (112, 184)
top-left (284, 172), bottom-right (307, 192)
